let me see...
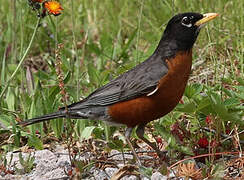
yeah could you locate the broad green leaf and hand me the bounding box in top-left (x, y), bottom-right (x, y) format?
top-left (51, 118), bottom-right (64, 138)
top-left (222, 88), bottom-right (236, 98)
top-left (196, 97), bottom-right (212, 115)
top-left (208, 92), bottom-right (240, 121)
top-left (6, 88), bottom-right (15, 111)
top-left (0, 114), bottom-right (12, 128)
top-left (108, 139), bottom-right (124, 150)
top-left (63, 71), bottom-right (71, 84)
top-left (1, 47), bottom-right (6, 85)
top-left (176, 102), bottom-right (196, 113)
top-left (49, 86), bottom-right (60, 104)
top-left (209, 93), bottom-right (229, 119)
top-left (224, 97), bottom-right (240, 108)
top-left (27, 135), bottom-right (43, 150)
top-left (36, 70), bottom-right (52, 80)
top-left (235, 86), bottom-right (244, 99)
top-left (184, 84), bottom-right (203, 99)
top-left (236, 77), bottom-right (244, 86)
top-left (80, 126), bottom-right (96, 140)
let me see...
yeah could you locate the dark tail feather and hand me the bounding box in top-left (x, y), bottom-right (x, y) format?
top-left (18, 111), bottom-right (65, 126)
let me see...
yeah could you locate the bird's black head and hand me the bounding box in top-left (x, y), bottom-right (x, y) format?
top-left (156, 12), bottom-right (218, 56)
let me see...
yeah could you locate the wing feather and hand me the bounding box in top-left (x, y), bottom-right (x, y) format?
top-left (68, 54), bottom-right (168, 110)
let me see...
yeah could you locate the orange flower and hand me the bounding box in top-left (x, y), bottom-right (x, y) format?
top-left (44, 1), bottom-right (63, 16)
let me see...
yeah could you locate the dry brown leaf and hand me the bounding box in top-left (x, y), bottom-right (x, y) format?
top-left (177, 162), bottom-right (203, 180)
top-left (224, 156), bottom-right (244, 179)
top-left (110, 165), bottom-right (140, 180)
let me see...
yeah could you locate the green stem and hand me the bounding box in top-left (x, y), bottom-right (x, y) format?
top-left (135, 0), bottom-right (144, 64)
top-left (0, 17), bottom-right (41, 100)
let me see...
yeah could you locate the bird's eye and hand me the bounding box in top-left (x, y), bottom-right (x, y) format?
top-left (181, 16), bottom-right (192, 27)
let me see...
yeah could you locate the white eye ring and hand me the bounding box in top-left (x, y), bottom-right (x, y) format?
top-left (181, 17), bottom-right (192, 27)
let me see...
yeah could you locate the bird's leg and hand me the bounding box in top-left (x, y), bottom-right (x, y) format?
top-left (125, 127), bottom-right (142, 166)
top-left (136, 124), bottom-right (167, 159)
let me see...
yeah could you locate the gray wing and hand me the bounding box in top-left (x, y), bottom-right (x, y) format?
top-left (68, 54), bottom-right (168, 110)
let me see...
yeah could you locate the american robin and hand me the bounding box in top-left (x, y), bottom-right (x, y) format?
top-left (19, 12), bottom-right (218, 163)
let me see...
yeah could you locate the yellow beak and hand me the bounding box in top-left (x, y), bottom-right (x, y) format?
top-left (195, 13), bottom-right (219, 26)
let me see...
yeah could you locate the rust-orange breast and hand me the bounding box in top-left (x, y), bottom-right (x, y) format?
top-left (108, 50), bottom-right (192, 127)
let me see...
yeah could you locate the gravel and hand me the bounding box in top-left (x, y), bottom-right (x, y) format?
top-left (1, 148), bottom-right (169, 180)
